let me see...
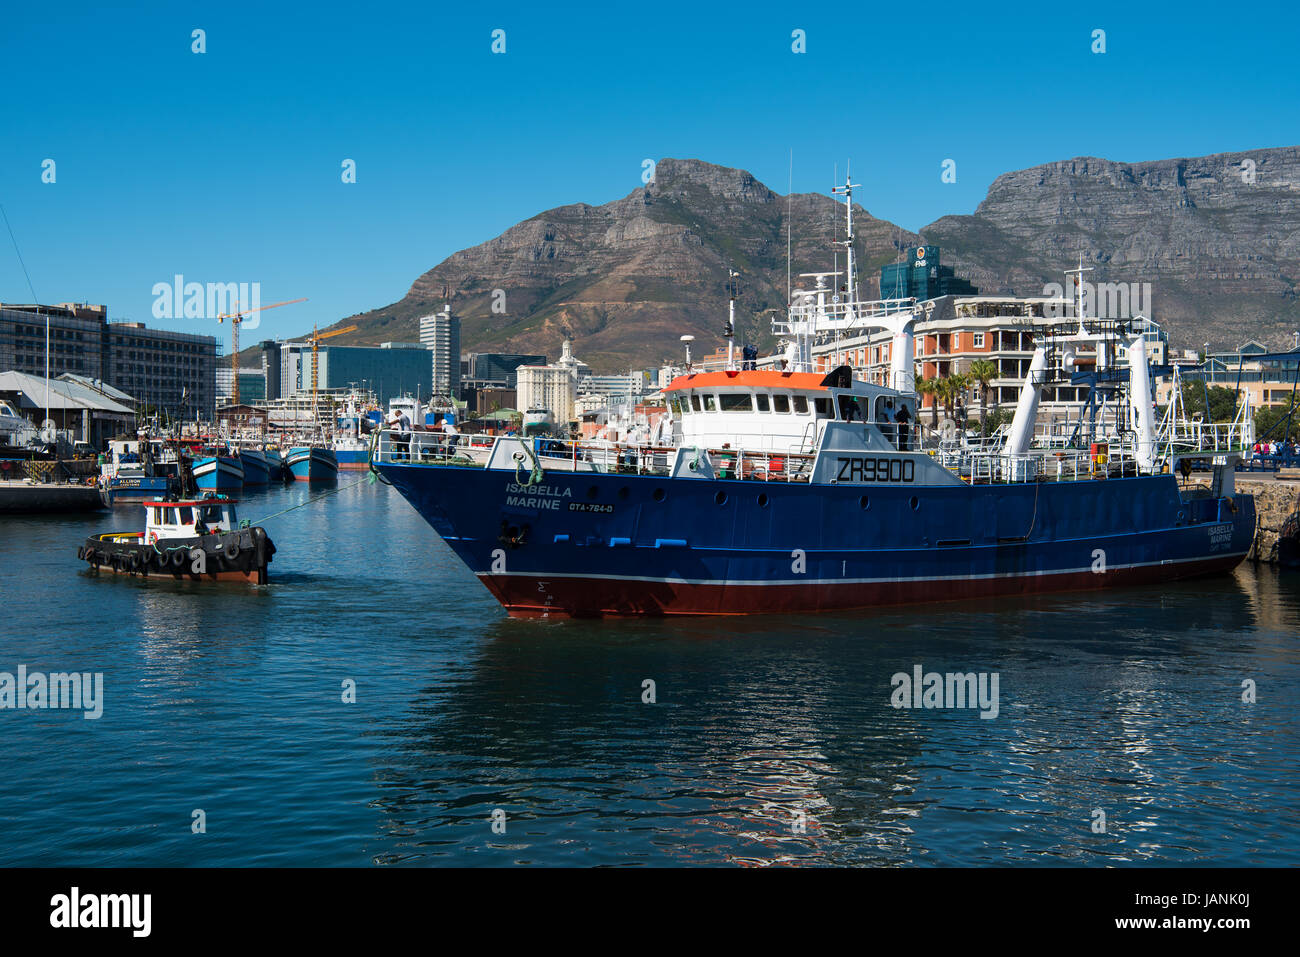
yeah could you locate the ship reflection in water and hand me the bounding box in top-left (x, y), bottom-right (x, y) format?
top-left (0, 487), bottom-right (1294, 866)
top-left (365, 568), bottom-right (1291, 866)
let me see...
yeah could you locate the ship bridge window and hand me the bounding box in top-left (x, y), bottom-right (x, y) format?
top-left (177, 507), bottom-right (193, 524)
top-left (755, 393), bottom-right (770, 412)
top-left (197, 504), bottom-right (223, 524)
top-left (719, 393), bottom-right (753, 412)
top-left (837, 395), bottom-right (863, 421)
top-left (792, 395), bottom-right (809, 414)
top-left (773, 394), bottom-right (791, 413)
top-left (703, 394), bottom-right (718, 412)
top-left (690, 394), bottom-right (702, 413)
top-left (814, 397), bottom-right (832, 418)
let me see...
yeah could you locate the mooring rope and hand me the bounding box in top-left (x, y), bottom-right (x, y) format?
top-left (250, 476), bottom-right (373, 525)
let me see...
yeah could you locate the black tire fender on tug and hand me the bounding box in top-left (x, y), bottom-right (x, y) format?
top-left (169, 548), bottom-right (186, 569)
top-left (223, 539), bottom-right (240, 561)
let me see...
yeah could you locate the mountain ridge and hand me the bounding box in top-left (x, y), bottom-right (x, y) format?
top-left (301, 149), bottom-right (1300, 373)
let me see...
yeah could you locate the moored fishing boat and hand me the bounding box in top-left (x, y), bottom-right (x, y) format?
top-left (191, 451), bottom-right (243, 492)
top-left (372, 176), bottom-right (1257, 619)
top-left (286, 446), bottom-right (338, 482)
top-left (98, 437), bottom-right (179, 503)
top-left (78, 493), bottom-right (276, 584)
top-left (263, 446), bottom-right (287, 482)
top-left (333, 435), bottom-right (370, 470)
top-left (236, 447), bottom-right (271, 485)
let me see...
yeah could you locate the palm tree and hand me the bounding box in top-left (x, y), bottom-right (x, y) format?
top-left (938, 372), bottom-right (971, 426)
top-left (914, 377), bottom-right (940, 429)
top-left (968, 359), bottom-right (999, 435)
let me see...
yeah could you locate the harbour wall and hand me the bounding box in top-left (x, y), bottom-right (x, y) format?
top-left (1238, 477), bottom-right (1299, 563)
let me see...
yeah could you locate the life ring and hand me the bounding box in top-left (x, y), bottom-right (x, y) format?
top-left (223, 539), bottom-right (240, 560)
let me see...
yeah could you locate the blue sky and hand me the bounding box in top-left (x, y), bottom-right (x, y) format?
top-left (2, 1), bottom-right (1297, 348)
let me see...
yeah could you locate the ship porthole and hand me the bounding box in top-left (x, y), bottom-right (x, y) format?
top-left (715, 491), bottom-right (728, 506)
top-left (909, 496), bottom-right (919, 511)
top-left (653, 488), bottom-right (666, 503)
top-left (859, 495), bottom-right (870, 510)
top-left (586, 485), bottom-right (598, 499)
top-left (757, 493), bottom-right (769, 508)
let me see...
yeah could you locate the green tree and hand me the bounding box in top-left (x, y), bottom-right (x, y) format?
top-left (1255, 398), bottom-right (1300, 443)
top-left (968, 359), bottom-right (999, 435)
top-left (914, 376), bottom-right (940, 429)
top-left (937, 372), bottom-right (971, 424)
top-left (1180, 382), bottom-right (1240, 423)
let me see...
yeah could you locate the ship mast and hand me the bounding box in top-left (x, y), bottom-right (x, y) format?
top-left (830, 165), bottom-right (860, 318)
top-left (725, 268), bottom-right (739, 370)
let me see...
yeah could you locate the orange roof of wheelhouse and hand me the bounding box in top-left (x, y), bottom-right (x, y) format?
top-left (662, 370), bottom-right (829, 393)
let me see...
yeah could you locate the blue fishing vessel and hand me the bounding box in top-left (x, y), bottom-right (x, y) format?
top-left (98, 437), bottom-right (179, 503)
top-left (286, 446), bottom-right (338, 482)
top-left (236, 447), bottom-right (271, 486)
top-left (264, 447), bottom-right (287, 482)
top-left (372, 178), bottom-right (1257, 618)
top-left (192, 452), bottom-right (243, 492)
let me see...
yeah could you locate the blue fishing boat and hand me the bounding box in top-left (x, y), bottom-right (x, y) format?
top-left (264, 447), bottom-right (287, 482)
top-left (192, 453), bottom-right (243, 492)
top-left (237, 447), bottom-right (271, 486)
top-left (371, 178), bottom-right (1257, 619)
top-left (286, 446), bottom-right (338, 483)
top-left (98, 437), bottom-right (179, 503)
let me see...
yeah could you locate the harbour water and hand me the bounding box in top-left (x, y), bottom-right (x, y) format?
top-left (1, 481), bottom-right (1296, 866)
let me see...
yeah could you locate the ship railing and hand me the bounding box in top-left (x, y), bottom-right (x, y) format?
top-left (374, 430), bottom-right (496, 465)
top-left (372, 429), bottom-right (819, 481)
top-left (772, 296), bottom-right (917, 336)
top-left (957, 445), bottom-right (1147, 484)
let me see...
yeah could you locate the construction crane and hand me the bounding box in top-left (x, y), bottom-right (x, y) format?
top-left (304, 324), bottom-right (358, 410)
top-left (216, 297), bottom-right (307, 405)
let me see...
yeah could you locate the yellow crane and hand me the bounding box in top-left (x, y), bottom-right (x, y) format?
top-left (216, 297), bottom-right (308, 405)
top-left (305, 324), bottom-right (358, 410)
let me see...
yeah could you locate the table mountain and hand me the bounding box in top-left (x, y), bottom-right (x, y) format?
top-left (315, 148), bottom-right (1300, 372)
top-left (921, 146), bottom-right (1300, 351)
top-left (322, 158), bottom-right (918, 373)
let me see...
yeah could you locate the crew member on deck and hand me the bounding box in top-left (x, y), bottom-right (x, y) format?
top-left (894, 402), bottom-right (913, 451)
top-left (389, 409), bottom-right (412, 459)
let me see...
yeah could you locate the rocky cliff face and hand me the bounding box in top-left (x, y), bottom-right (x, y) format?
top-left (330, 158), bottom-right (918, 372)
top-left (922, 147), bottom-right (1300, 350)
top-left (319, 148), bottom-right (1300, 372)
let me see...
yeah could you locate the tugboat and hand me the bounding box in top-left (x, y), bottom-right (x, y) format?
top-left (78, 493), bottom-right (276, 584)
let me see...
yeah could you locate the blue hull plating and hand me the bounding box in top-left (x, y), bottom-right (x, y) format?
top-left (193, 456), bottom-right (243, 492)
top-left (286, 447), bottom-right (338, 483)
top-left (103, 475), bottom-right (172, 502)
top-left (238, 451), bottom-right (271, 485)
top-left (377, 462), bottom-right (1256, 618)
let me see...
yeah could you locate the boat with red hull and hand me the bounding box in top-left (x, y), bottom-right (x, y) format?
top-left (373, 178), bottom-right (1256, 618)
top-left (79, 493), bottom-right (276, 584)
